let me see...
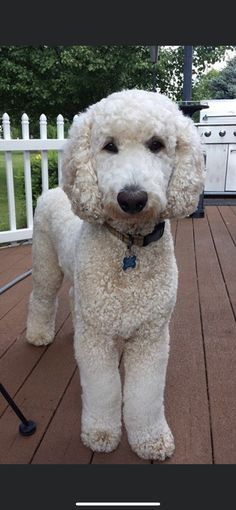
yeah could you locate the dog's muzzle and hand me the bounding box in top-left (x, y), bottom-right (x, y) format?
top-left (117, 186), bottom-right (148, 214)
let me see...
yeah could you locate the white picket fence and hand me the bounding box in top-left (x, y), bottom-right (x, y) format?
top-left (0, 113), bottom-right (78, 244)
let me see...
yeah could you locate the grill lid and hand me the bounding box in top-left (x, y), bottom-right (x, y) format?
top-left (200, 99), bottom-right (236, 124)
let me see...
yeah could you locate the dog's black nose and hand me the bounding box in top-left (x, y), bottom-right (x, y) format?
top-left (117, 188), bottom-right (148, 214)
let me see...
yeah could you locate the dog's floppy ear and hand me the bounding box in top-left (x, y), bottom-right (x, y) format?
top-left (161, 112), bottom-right (205, 219)
top-left (61, 110), bottom-right (103, 223)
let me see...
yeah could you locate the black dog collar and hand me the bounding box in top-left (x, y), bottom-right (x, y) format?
top-left (105, 221), bottom-right (165, 248)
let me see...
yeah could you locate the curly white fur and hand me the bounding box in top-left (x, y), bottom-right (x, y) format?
top-left (26, 89), bottom-right (204, 460)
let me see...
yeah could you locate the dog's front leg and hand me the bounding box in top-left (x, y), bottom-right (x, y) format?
top-left (74, 324), bottom-right (122, 453)
top-left (123, 322), bottom-right (174, 461)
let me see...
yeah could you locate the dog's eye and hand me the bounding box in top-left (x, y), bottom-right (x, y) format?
top-left (103, 142), bottom-right (118, 153)
top-left (146, 138), bottom-right (164, 153)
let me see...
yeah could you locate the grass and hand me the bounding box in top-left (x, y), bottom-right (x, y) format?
top-left (0, 150), bottom-right (60, 233)
top-left (0, 151), bottom-right (27, 231)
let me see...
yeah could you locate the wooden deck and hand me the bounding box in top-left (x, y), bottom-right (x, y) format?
top-left (1, 205), bottom-right (236, 464)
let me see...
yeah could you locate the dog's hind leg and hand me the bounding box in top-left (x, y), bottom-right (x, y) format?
top-left (26, 227), bottom-right (63, 346)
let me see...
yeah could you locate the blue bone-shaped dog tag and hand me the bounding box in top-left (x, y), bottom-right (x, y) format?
top-left (122, 255), bottom-right (137, 271)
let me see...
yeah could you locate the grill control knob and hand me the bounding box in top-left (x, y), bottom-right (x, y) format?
top-left (204, 131), bottom-right (211, 137)
top-left (234, 131), bottom-right (236, 136)
top-left (219, 130), bottom-right (226, 137)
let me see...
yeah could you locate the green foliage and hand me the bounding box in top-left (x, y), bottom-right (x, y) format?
top-left (0, 45), bottom-right (233, 130)
top-left (31, 152), bottom-right (58, 208)
top-left (192, 69), bottom-right (220, 100)
top-left (17, 151), bottom-right (59, 210)
top-left (0, 152), bottom-right (26, 230)
top-left (151, 46), bottom-right (233, 100)
top-left (0, 151), bottom-right (59, 231)
top-left (209, 55), bottom-right (236, 98)
top-left (10, 125), bottom-right (21, 139)
top-left (47, 124), bottom-right (57, 138)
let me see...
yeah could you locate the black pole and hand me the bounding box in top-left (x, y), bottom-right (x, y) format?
top-left (183, 45), bottom-right (193, 101)
top-left (152, 65), bottom-right (157, 92)
top-left (0, 382), bottom-right (36, 436)
top-left (179, 46), bottom-right (205, 218)
top-left (150, 46), bottom-right (159, 92)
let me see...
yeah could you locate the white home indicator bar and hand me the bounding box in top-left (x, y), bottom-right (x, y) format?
top-left (76, 504), bottom-right (160, 507)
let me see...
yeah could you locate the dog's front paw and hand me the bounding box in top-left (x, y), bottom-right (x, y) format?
top-left (27, 334), bottom-right (54, 346)
top-left (26, 327), bottom-right (54, 346)
top-left (129, 429), bottom-right (175, 461)
top-left (81, 428), bottom-right (121, 453)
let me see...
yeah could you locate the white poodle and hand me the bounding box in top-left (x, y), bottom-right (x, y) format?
top-left (26, 89), bottom-right (204, 460)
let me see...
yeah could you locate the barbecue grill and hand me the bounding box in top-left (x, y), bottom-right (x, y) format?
top-left (197, 99), bottom-right (236, 195)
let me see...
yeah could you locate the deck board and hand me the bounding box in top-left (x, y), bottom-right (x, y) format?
top-left (0, 248), bottom-right (32, 287)
top-left (207, 206), bottom-right (236, 316)
top-left (0, 295), bottom-right (31, 358)
top-left (194, 208), bottom-right (236, 464)
top-left (0, 276), bottom-right (33, 320)
top-left (0, 207), bottom-right (236, 464)
top-left (162, 217), bottom-right (212, 464)
top-left (0, 280), bottom-right (71, 416)
top-left (31, 370), bottom-right (90, 464)
top-left (218, 204), bottom-right (236, 248)
top-left (0, 315), bottom-right (76, 464)
top-left (0, 243), bottom-right (32, 275)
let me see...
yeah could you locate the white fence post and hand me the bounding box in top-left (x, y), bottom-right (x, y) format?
top-left (21, 113), bottom-right (33, 229)
top-left (57, 114), bottom-right (64, 185)
top-left (40, 114), bottom-right (49, 192)
top-left (2, 113), bottom-right (17, 231)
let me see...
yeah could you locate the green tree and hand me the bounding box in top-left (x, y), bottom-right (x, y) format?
top-left (209, 55), bottom-right (236, 98)
top-left (192, 69), bottom-right (220, 100)
top-left (0, 45), bottom-right (233, 133)
top-left (155, 46), bottom-right (233, 99)
top-left (0, 45), bottom-right (152, 131)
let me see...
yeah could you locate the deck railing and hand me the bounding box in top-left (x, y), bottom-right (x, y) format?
top-left (0, 113), bottom-right (79, 244)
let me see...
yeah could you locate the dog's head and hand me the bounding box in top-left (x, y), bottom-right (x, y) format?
top-left (61, 89), bottom-right (204, 232)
